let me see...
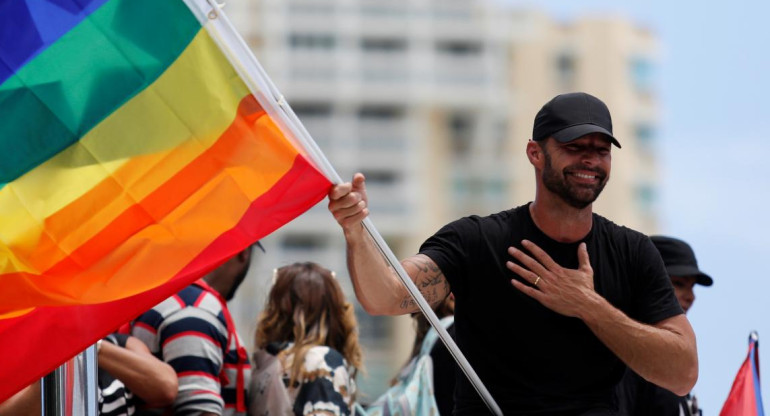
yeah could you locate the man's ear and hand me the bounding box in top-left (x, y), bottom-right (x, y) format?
top-left (526, 140), bottom-right (544, 167)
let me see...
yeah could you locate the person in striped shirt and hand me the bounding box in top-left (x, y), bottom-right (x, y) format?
top-left (132, 247), bottom-right (255, 416)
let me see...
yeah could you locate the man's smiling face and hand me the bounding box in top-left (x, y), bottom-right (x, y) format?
top-left (541, 133), bottom-right (612, 209)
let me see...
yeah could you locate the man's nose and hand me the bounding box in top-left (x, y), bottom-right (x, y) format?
top-left (580, 150), bottom-right (601, 166)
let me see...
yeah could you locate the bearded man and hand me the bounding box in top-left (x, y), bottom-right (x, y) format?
top-left (327, 92), bottom-right (697, 415)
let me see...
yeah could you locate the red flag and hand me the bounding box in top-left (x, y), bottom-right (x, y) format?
top-left (720, 331), bottom-right (765, 416)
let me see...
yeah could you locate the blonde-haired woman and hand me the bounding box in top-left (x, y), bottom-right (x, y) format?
top-left (249, 262), bottom-right (364, 416)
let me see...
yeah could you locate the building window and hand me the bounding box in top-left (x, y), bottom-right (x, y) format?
top-left (280, 234), bottom-right (327, 251)
top-left (492, 118), bottom-right (508, 156)
top-left (635, 123), bottom-right (656, 151)
top-left (359, 169), bottom-right (399, 185)
top-left (487, 178), bottom-right (505, 199)
top-left (448, 112), bottom-right (474, 157)
top-left (291, 102), bottom-right (333, 118)
top-left (452, 176), bottom-right (505, 202)
top-left (290, 102), bottom-right (333, 147)
top-left (630, 56), bottom-right (654, 93)
top-left (288, 2), bottom-right (334, 15)
top-left (360, 3), bottom-right (408, 18)
top-left (432, 7), bottom-right (472, 20)
top-left (635, 183), bottom-right (656, 213)
top-left (288, 33), bottom-right (336, 50)
top-left (358, 105), bottom-right (404, 120)
top-left (436, 40), bottom-right (482, 56)
top-left (361, 37), bottom-right (407, 53)
top-left (358, 105), bottom-right (406, 149)
top-left (555, 52), bottom-right (576, 88)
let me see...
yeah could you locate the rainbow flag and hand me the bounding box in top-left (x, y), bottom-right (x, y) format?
top-left (721, 332), bottom-right (765, 416)
top-left (0, 0), bottom-right (332, 401)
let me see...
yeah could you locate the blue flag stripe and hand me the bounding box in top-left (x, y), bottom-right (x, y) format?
top-left (0, 0), bottom-right (110, 85)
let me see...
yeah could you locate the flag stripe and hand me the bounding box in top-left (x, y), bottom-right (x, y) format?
top-left (0, 0), bottom-right (109, 85)
top-left (0, 93), bottom-right (302, 313)
top-left (0, 0), bottom-right (200, 184)
top-left (0, 30), bottom-right (250, 275)
top-left (0, 154), bottom-right (331, 402)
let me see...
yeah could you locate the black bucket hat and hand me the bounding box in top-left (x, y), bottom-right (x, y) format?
top-left (650, 235), bottom-right (713, 286)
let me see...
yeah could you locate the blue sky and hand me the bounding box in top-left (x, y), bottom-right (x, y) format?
top-left (498, 0), bottom-right (770, 412)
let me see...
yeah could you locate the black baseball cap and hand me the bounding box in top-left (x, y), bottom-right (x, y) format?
top-left (650, 235), bottom-right (713, 286)
top-left (533, 92), bottom-right (621, 148)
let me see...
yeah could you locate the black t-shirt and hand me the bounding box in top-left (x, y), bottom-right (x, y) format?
top-left (431, 322), bottom-right (458, 416)
top-left (419, 203), bottom-right (683, 415)
top-left (616, 369), bottom-right (692, 416)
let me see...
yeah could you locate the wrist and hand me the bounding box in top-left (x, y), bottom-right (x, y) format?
top-left (343, 222), bottom-right (367, 240)
top-left (576, 290), bottom-right (607, 322)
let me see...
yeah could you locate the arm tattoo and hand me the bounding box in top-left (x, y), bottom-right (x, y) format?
top-left (398, 257), bottom-right (450, 311)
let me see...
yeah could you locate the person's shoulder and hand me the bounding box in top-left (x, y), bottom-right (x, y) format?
top-left (453, 204), bottom-right (526, 228)
top-left (136, 289), bottom-right (189, 325)
top-left (592, 213), bottom-right (658, 264)
top-left (146, 285), bottom-right (227, 335)
top-left (144, 284), bottom-right (205, 313)
top-left (170, 284), bottom-right (225, 317)
top-left (592, 212), bottom-right (648, 242)
top-left (176, 283), bottom-right (207, 304)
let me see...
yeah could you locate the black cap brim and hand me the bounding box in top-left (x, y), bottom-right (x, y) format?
top-left (551, 123), bottom-right (621, 148)
top-left (666, 264), bottom-right (713, 287)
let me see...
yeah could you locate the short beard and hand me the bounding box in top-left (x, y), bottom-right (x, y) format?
top-left (224, 262), bottom-right (251, 301)
top-left (541, 147), bottom-right (607, 209)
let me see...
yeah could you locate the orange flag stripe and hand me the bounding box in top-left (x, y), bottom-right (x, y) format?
top-left (0, 153), bottom-right (332, 401)
top-left (0, 95), bottom-right (298, 314)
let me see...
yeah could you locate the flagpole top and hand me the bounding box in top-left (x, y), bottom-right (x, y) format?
top-left (750, 331), bottom-right (759, 343)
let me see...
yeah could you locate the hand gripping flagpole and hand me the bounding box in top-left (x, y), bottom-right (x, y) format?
top-left (189, 1), bottom-right (502, 414)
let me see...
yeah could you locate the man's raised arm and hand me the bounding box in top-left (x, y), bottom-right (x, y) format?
top-left (328, 173), bottom-right (450, 315)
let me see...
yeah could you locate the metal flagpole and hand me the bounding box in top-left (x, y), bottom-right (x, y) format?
top-left (190, 1), bottom-right (503, 414)
top-left (41, 345), bottom-right (98, 416)
top-left (41, 369), bottom-right (64, 416)
top-left (82, 345), bottom-right (99, 415)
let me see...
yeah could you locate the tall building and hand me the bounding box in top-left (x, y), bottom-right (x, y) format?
top-left (224, 0), bottom-right (661, 399)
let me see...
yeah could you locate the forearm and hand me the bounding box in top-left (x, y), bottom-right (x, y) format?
top-left (0, 382), bottom-right (40, 416)
top-left (331, 173), bottom-right (448, 315)
top-left (99, 341), bottom-right (177, 406)
top-left (579, 294), bottom-right (698, 395)
top-left (344, 223), bottom-right (408, 315)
